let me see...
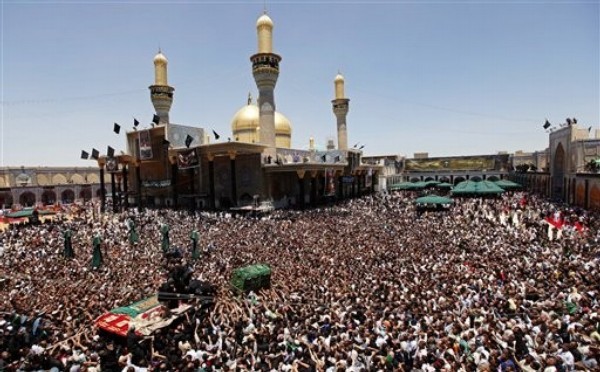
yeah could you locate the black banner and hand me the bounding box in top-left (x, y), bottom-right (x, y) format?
top-left (177, 149), bottom-right (199, 169)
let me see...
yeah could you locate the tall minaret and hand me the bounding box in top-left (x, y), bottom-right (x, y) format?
top-left (332, 72), bottom-right (350, 150)
top-left (251, 12), bottom-right (281, 153)
top-left (149, 50), bottom-right (175, 125)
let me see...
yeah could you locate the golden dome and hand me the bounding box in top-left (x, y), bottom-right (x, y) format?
top-left (231, 98), bottom-right (292, 148)
top-left (275, 112), bottom-right (292, 136)
top-left (231, 104), bottom-right (260, 132)
top-left (334, 73), bottom-right (344, 83)
top-left (257, 13), bottom-right (274, 28)
top-left (154, 51), bottom-right (168, 65)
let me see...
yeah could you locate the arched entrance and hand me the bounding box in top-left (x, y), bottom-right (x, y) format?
top-left (424, 177), bottom-right (435, 182)
top-left (0, 192), bottom-right (13, 208)
top-left (487, 175), bottom-right (500, 182)
top-left (470, 176), bottom-right (483, 182)
top-left (61, 189), bottom-right (75, 204)
top-left (410, 177), bottom-right (420, 183)
top-left (41, 190), bottom-right (57, 205)
top-left (439, 177), bottom-right (450, 183)
top-left (454, 176), bottom-right (466, 185)
top-left (239, 193), bottom-right (253, 206)
top-left (80, 188), bottom-right (92, 202)
top-left (590, 185), bottom-right (600, 210)
top-left (19, 192), bottom-right (36, 207)
top-left (553, 143), bottom-right (566, 200)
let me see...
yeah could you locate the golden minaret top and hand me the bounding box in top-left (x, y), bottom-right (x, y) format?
top-left (334, 72), bottom-right (345, 99)
top-left (256, 12), bottom-right (274, 54)
top-left (153, 49), bottom-right (168, 86)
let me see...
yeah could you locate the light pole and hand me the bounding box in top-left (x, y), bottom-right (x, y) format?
top-left (120, 160), bottom-right (129, 210)
top-left (97, 156), bottom-right (107, 213)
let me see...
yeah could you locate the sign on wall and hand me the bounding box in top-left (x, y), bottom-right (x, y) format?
top-left (139, 130), bottom-right (153, 160)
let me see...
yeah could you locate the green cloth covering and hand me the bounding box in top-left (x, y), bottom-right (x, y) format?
top-left (110, 296), bottom-right (160, 317)
top-left (127, 219), bottom-right (139, 244)
top-left (91, 234), bottom-right (103, 268)
top-left (190, 230), bottom-right (200, 260)
top-left (160, 224), bottom-right (170, 252)
top-left (565, 301), bottom-right (578, 315)
top-left (231, 264), bottom-right (272, 292)
top-left (63, 229), bottom-right (74, 258)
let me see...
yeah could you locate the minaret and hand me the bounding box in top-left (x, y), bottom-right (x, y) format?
top-left (332, 72), bottom-right (350, 150)
top-left (251, 12), bottom-right (281, 153)
top-left (149, 50), bottom-right (175, 125)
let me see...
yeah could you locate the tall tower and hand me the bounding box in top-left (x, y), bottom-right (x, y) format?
top-left (251, 12), bottom-right (281, 153)
top-left (332, 72), bottom-right (350, 150)
top-left (149, 50), bottom-right (175, 125)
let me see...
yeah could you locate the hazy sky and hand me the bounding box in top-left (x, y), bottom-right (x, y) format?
top-left (1, 0), bottom-right (598, 166)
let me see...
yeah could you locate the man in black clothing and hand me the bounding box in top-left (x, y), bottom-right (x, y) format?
top-left (99, 341), bottom-right (120, 371)
top-left (127, 325), bottom-right (146, 366)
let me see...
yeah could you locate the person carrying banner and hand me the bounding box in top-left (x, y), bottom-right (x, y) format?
top-left (63, 226), bottom-right (74, 258)
top-left (127, 217), bottom-right (139, 245)
top-left (190, 228), bottom-right (200, 260)
top-left (91, 230), bottom-right (103, 268)
top-left (160, 222), bottom-right (170, 253)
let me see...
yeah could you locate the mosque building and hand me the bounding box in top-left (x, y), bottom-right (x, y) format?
top-left (123, 11), bottom-right (379, 210)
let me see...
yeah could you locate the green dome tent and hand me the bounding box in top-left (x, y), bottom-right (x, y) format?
top-left (452, 181), bottom-right (504, 196)
top-left (415, 195), bottom-right (454, 205)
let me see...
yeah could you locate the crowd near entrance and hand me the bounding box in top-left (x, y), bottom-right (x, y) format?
top-left (0, 189), bottom-right (599, 371)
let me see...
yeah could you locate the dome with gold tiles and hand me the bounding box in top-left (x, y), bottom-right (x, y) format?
top-left (231, 95), bottom-right (292, 148)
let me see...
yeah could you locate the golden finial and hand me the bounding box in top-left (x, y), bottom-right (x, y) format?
top-left (247, 92), bottom-right (252, 105)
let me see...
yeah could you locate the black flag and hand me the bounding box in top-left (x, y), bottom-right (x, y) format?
top-left (113, 122), bottom-right (121, 134)
top-left (81, 150), bottom-right (89, 160)
top-left (212, 130), bottom-right (220, 140)
top-left (588, 126), bottom-right (592, 132)
top-left (543, 120), bottom-right (551, 129)
top-left (185, 134), bottom-right (194, 148)
top-left (335, 155), bottom-right (340, 162)
top-left (107, 146), bottom-right (115, 158)
top-left (133, 118), bottom-right (140, 127)
top-left (152, 114), bottom-right (160, 125)
top-left (91, 148), bottom-right (100, 160)
top-left (321, 155), bottom-right (327, 162)
top-left (353, 142), bottom-right (359, 148)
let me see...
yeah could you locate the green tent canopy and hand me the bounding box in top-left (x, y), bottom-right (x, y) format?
top-left (5, 209), bottom-right (56, 218)
top-left (436, 182), bottom-right (454, 188)
top-left (452, 180), bottom-right (505, 196)
top-left (415, 195), bottom-right (454, 205)
top-left (494, 180), bottom-right (522, 190)
top-left (389, 180), bottom-right (439, 191)
top-left (389, 182), bottom-right (417, 191)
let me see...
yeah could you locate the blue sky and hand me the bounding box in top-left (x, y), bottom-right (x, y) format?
top-left (1, 0), bottom-right (598, 166)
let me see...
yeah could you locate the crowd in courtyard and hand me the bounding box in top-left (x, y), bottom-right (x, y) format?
top-left (0, 191), bottom-right (599, 371)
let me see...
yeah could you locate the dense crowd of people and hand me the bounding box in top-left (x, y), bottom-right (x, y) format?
top-left (0, 191), bottom-right (599, 371)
